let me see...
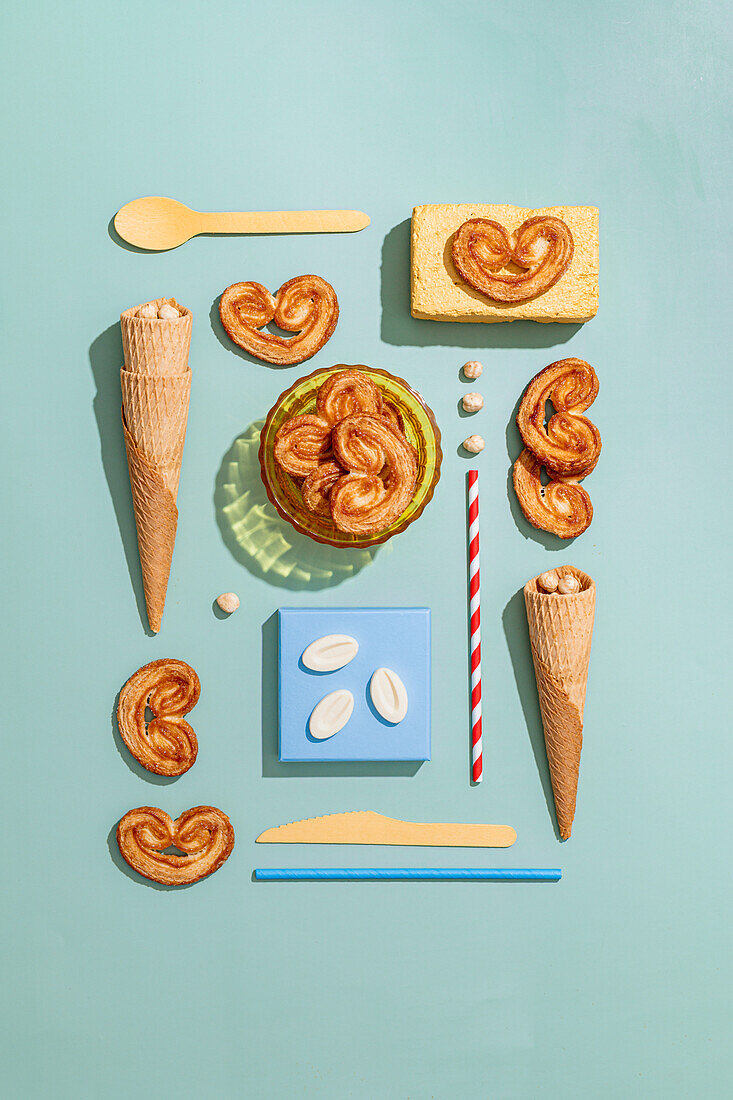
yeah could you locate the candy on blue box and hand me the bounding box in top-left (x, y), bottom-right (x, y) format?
top-left (278, 608), bottom-right (431, 762)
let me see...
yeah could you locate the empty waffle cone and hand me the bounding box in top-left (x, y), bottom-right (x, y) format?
top-left (524, 567), bottom-right (595, 839)
top-left (120, 298), bottom-right (191, 375)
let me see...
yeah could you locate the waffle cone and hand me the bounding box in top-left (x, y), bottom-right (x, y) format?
top-left (121, 370), bottom-right (190, 498)
top-left (120, 299), bottom-right (191, 375)
top-left (524, 567), bottom-right (595, 839)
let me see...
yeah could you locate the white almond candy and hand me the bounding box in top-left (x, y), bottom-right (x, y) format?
top-left (369, 668), bottom-right (408, 724)
top-left (301, 634), bottom-right (359, 672)
top-left (138, 302), bottom-right (158, 318)
top-left (158, 302), bottom-right (180, 319)
top-left (309, 689), bottom-right (354, 740)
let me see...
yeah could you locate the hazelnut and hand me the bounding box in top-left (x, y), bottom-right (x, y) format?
top-left (462, 360), bottom-right (483, 380)
top-left (462, 434), bottom-right (485, 454)
top-left (462, 392), bottom-right (484, 413)
top-left (216, 592), bottom-right (240, 614)
top-left (557, 574), bottom-right (581, 595)
top-left (138, 302), bottom-right (158, 319)
top-left (158, 302), bottom-right (180, 320)
top-left (538, 570), bottom-right (560, 593)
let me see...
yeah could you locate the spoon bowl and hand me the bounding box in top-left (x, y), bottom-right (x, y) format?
top-left (114, 196), bottom-right (198, 250)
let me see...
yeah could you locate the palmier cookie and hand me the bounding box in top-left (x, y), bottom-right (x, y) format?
top-left (117, 806), bottom-right (234, 886)
top-left (513, 449), bottom-right (593, 539)
top-left (301, 461), bottom-right (343, 515)
top-left (273, 414), bottom-right (332, 478)
top-left (316, 369), bottom-right (383, 425)
top-left (452, 216), bottom-right (574, 303)
top-left (219, 275), bottom-right (338, 365)
top-left (380, 400), bottom-right (405, 435)
top-left (517, 359), bottom-right (601, 477)
top-left (330, 415), bottom-right (417, 535)
top-left (117, 659), bottom-right (200, 777)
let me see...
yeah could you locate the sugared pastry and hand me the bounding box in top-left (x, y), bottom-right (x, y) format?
top-left (328, 473), bottom-right (393, 535)
top-left (462, 360), bottom-right (483, 380)
top-left (381, 400), bottom-right (405, 434)
top-left (452, 216), bottom-right (574, 303)
top-left (316, 369), bottom-right (383, 425)
top-left (411, 204), bottom-right (598, 323)
top-left (273, 414), bottom-right (332, 477)
top-left (219, 275), bottom-right (338, 365)
top-left (272, 369), bottom-right (420, 537)
top-left (330, 415), bottom-right (418, 534)
top-left (116, 806), bottom-right (234, 885)
top-left (301, 461), bottom-right (343, 515)
top-left (516, 359), bottom-right (601, 477)
top-left (117, 659), bottom-right (200, 776)
top-left (513, 449), bottom-right (593, 538)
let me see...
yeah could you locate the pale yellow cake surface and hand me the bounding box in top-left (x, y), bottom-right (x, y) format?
top-left (411, 204), bottom-right (599, 323)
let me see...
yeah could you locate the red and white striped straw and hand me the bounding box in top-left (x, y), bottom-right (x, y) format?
top-left (467, 469), bottom-right (482, 783)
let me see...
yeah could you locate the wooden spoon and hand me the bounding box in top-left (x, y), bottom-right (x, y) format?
top-left (114, 196), bottom-right (370, 251)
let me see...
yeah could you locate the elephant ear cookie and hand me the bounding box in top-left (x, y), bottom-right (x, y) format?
top-left (301, 461), bottom-right (343, 515)
top-left (513, 449), bottom-right (593, 538)
top-left (512, 358), bottom-right (601, 537)
top-left (117, 658), bottom-right (200, 776)
top-left (316, 368), bottom-right (383, 424)
top-left (516, 358), bottom-right (601, 477)
top-left (273, 414), bottom-right (333, 478)
top-left (452, 216), bottom-right (574, 303)
top-left (330, 415), bottom-right (418, 535)
top-left (117, 806), bottom-right (234, 885)
top-left (219, 275), bottom-right (338, 365)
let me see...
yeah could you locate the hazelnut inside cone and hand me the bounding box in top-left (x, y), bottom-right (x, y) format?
top-left (538, 569), bottom-right (581, 595)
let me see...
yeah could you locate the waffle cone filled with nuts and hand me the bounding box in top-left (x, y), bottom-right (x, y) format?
top-left (524, 567), bottom-right (596, 839)
top-left (273, 369), bottom-right (419, 536)
top-left (120, 298), bottom-right (192, 631)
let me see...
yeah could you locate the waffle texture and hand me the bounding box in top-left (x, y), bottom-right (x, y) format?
top-left (524, 567), bottom-right (595, 838)
top-left (119, 299), bottom-right (191, 632)
top-left (120, 298), bottom-right (191, 375)
top-left (120, 371), bottom-right (190, 498)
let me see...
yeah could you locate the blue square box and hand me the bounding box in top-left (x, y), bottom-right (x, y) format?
top-left (278, 608), bottom-right (431, 762)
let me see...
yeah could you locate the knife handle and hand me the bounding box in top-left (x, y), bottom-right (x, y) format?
top-left (396, 823), bottom-right (517, 848)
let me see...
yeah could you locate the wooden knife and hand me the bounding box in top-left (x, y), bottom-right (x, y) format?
top-left (256, 811), bottom-right (516, 848)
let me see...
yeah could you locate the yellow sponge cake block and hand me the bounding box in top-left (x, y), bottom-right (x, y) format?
top-left (411, 204), bottom-right (598, 323)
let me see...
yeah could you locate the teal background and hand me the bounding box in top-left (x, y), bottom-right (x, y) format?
top-left (2, 1), bottom-right (730, 1096)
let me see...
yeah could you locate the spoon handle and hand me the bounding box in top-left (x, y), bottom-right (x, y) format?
top-left (196, 209), bottom-right (370, 235)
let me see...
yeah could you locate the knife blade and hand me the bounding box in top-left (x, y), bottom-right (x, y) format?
top-left (256, 811), bottom-right (516, 848)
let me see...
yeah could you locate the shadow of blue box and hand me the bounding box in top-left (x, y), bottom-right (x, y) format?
top-left (278, 608), bottom-right (431, 762)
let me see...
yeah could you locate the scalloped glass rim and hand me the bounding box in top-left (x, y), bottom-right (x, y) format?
top-left (258, 365), bottom-right (443, 548)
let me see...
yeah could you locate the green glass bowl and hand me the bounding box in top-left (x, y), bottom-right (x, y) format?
top-left (259, 365), bottom-right (443, 548)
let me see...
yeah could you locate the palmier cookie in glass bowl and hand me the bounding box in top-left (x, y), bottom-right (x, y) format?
top-left (259, 366), bottom-right (442, 548)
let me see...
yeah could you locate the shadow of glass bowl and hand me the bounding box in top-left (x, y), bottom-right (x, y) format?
top-left (215, 421), bottom-right (377, 590)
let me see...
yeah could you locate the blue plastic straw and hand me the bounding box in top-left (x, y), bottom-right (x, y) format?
top-left (254, 868), bottom-right (561, 882)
